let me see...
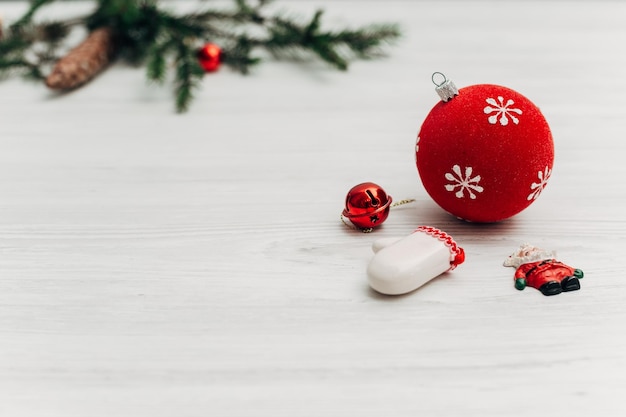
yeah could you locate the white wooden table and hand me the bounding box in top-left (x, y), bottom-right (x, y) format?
top-left (2, 1), bottom-right (626, 416)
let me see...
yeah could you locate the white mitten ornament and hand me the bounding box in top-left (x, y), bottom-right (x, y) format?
top-left (367, 226), bottom-right (465, 295)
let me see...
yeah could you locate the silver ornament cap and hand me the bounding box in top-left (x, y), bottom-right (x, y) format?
top-left (432, 72), bottom-right (458, 102)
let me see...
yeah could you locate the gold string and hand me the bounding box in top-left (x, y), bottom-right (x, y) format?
top-left (341, 214), bottom-right (373, 233)
top-left (391, 198), bottom-right (416, 207)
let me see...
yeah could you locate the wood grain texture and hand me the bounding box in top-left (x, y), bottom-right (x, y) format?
top-left (1, 1), bottom-right (626, 416)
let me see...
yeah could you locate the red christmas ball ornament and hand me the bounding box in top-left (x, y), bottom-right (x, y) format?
top-left (415, 73), bottom-right (554, 222)
top-left (197, 43), bottom-right (223, 72)
top-left (342, 182), bottom-right (393, 229)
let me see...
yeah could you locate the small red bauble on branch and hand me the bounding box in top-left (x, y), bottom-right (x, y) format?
top-left (196, 43), bottom-right (223, 72)
top-left (415, 73), bottom-right (554, 223)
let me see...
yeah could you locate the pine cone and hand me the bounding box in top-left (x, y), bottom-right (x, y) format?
top-left (45, 27), bottom-right (116, 90)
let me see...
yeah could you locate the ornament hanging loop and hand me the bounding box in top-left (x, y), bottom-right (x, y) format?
top-left (431, 72), bottom-right (447, 87)
top-left (432, 71), bottom-right (458, 102)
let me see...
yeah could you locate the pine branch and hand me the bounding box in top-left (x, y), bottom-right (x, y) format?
top-left (0, 58), bottom-right (32, 72)
top-left (0, 0), bottom-right (401, 112)
top-left (263, 10), bottom-right (400, 71)
top-left (10, 0), bottom-right (57, 30)
top-left (233, 0), bottom-right (267, 24)
top-left (146, 38), bottom-right (171, 83)
top-left (159, 10), bottom-right (219, 40)
top-left (173, 41), bottom-right (204, 113)
top-left (87, 0), bottom-right (162, 64)
top-left (37, 21), bottom-right (72, 44)
top-left (221, 36), bottom-right (262, 74)
top-left (333, 24), bottom-right (401, 57)
top-left (0, 29), bottom-right (37, 78)
top-left (0, 32), bottom-right (31, 56)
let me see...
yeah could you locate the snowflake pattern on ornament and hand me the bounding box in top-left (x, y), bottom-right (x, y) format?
top-left (484, 96), bottom-right (523, 126)
top-left (527, 166), bottom-right (552, 200)
top-left (445, 165), bottom-right (484, 199)
top-left (415, 135), bottom-right (420, 153)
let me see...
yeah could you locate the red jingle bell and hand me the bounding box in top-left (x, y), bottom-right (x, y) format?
top-left (197, 43), bottom-right (223, 72)
top-left (342, 182), bottom-right (393, 229)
